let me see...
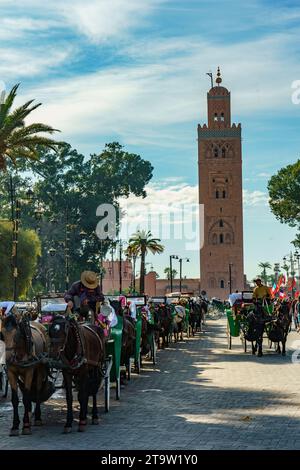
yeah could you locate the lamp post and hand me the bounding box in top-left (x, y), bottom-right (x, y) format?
top-left (9, 179), bottom-right (43, 301)
top-left (295, 251), bottom-right (300, 292)
top-left (169, 255), bottom-right (179, 293)
top-left (179, 258), bottom-right (190, 293)
top-left (118, 240), bottom-right (127, 295)
top-left (228, 263), bottom-right (233, 295)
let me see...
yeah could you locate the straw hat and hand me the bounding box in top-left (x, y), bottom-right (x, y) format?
top-left (81, 271), bottom-right (98, 289)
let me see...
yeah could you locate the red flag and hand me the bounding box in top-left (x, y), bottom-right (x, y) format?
top-left (273, 274), bottom-right (286, 295)
top-left (288, 277), bottom-right (296, 291)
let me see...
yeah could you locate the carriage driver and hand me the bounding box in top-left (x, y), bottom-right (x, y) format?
top-left (252, 278), bottom-right (271, 302)
top-left (64, 271), bottom-right (104, 318)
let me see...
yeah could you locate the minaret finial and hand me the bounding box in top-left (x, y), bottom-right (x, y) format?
top-left (216, 66), bottom-right (222, 86)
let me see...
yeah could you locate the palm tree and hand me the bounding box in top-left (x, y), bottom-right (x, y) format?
top-left (124, 244), bottom-right (139, 293)
top-left (128, 230), bottom-right (164, 294)
top-left (0, 84), bottom-right (61, 171)
top-left (258, 262), bottom-right (272, 285)
top-left (164, 267), bottom-right (178, 280)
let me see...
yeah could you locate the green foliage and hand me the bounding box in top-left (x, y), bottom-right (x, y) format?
top-left (0, 84), bottom-right (61, 171)
top-left (128, 230), bottom-right (164, 294)
top-left (268, 160), bottom-right (300, 227)
top-left (257, 262), bottom-right (272, 285)
top-left (0, 220), bottom-right (41, 299)
top-left (0, 142), bottom-right (153, 292)
top-left (164, 267), bottom-right (178, 279)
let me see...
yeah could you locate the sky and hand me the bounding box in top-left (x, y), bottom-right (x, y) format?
top-left (1, 0), bottom-right (300, 281)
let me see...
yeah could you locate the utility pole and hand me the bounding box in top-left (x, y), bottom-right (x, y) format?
top-left (179, 258), bottom-right (190, 294)
top-left (119, 240), bottom-right (122, 295)
top-left (99, 240), bottom-right (104, 292)
top-left (170, 255), bottom-right (178, 293)
top-left (229, 263), bottom-right (233, 295)
top-left (290, 252), bottom-right (296, 299)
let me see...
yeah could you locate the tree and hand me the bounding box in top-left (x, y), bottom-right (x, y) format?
top-left (0, 84), bottom-right (61, 171)
top-left (268, 160), bottom-right (300, 228)
top-left (0, 142), bottom-right (154, 291)
top-left (128, 230), bottom-right (164, 294)
top-left (258, 262), bottom-right (272, 285)
top-left (292, 234), bottom-right (300, 249)
top-left (0, 220), bottom-right (41, 299)
top-left (164, 267), bottom-right (178, 280)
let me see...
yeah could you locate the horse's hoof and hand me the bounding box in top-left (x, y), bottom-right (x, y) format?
top-left (92, 418), bottom-right (99, 425)
top-left (22, 427), bottom-right (32, 435)
top-left (34, 420), bottom-right (43, 427)
top-left (9, 429), bottom-right (19, 437)
top-left (282, 352), bottom-right (286, 356)
top-left (63, 427), bottom-right (72, 434)
top-left (78, 422), bottom-right (87, 432)
top-left (257, 353), bottom-right (263, 357)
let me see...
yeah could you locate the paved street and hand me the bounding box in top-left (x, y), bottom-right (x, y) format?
top-left (1, 318), bottom-right (300, 450)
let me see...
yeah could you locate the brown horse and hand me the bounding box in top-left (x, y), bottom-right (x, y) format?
top-left (48, 315), bottom-right (106, 432)
top-left (121, 315), bottom-right (136, 380)
top-left (1, 314), bottom-right (49, 436)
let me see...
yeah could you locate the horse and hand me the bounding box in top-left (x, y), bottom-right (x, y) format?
top-left (240, 302), bottom-right (272, 357)
top-left (153, 304), bottom-right (173, 349)
top-left (1, 313), bottom-right (51, 436)
top-left (267, 301), bottom-right (291, 356)
top-left (172, 305), bottom-right (186, 342)
top-left (189, 300), bottom-right (203, 335)
top-left (140, 312), bottom-right (156, 355)
top-left (121, 315), bottom-right (136, 380)
top-left (48, 315), bottom-right (106, 432)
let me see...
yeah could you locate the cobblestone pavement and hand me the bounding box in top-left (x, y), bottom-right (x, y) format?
top-left (1, 318), bottom-right (300, 450)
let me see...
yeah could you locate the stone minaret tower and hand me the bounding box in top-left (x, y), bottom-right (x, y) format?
top-left (198, 68), bottom-right (244, 298)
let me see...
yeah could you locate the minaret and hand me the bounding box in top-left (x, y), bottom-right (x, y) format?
top-left (198, 68), bottom-right (244, 298)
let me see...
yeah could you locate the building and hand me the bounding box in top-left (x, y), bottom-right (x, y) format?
top-left (198, 68), bottom-right (245, 298)
top-left (102, 259), bottom-right (133, 294)
top-left (102, 259), bottom-right (201, 296)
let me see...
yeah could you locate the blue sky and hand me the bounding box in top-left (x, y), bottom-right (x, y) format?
top-left (1, 0), bottom-right (300, 281)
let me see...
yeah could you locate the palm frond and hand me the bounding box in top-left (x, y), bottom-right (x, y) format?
top-left (0, 84), bottom-right (20, 127)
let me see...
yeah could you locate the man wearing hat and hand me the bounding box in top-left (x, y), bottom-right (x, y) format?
top-left (253, 278), bottom-right (271, 302)
top-left (64, 271), bottom-right (104, 319)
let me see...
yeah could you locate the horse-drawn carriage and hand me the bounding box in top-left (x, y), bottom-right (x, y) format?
top-left (165, 294), bottom-right (191, 339)
top-left (38, 295), bottom-right (115, 412)
top-left (226, 291), bottom-right (276, 353)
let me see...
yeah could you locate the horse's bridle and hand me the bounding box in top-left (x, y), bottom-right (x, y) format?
top-left (49, 317), bottom-right (70, 358)
top-left (4, 315), bottom-right (30, 364)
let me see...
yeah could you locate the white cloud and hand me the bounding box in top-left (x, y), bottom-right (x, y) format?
top-left (18, 29), bottom-right (300, 148)
top-left (243, 189), bottom-right (268, 207)
top-left (257, 172), bottom-right (271, 178)
top-left (118, 182), bottom-right (199, 246)
top-left (0, 47), bottom-right (73, 81)
top-left (0, 17), bottom-right (59, 40)
top-left (0, 0), bottom-right (164, 43)
top-left (60, 0), bottom-right (162, 43)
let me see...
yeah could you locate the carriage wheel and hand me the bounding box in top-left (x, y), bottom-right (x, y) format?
top-left (104, 376), bottom-right (110, 412)
top-left (127, 358), bottom-right (132, 381)
top-left (135, 354), bottom-right (141, 374)
top-left (226, 323), bottom-right (232, 350)
top-left (151, 338), bottom-right (157, 365)
top-left (116, 374), bottom-right (121, 400)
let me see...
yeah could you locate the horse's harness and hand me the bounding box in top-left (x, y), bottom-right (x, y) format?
top-left (5, 317), bottom-right (47, 368)
top-left (49, 317), bottom-right (103, 370)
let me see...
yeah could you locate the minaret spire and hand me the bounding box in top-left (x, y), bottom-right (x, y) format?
top-left (216, 66), bottom-right (222, 86)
